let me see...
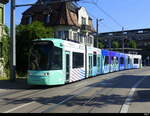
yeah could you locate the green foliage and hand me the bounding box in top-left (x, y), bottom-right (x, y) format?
top-left (0, 0), bottom-right (9, 4)
top-left (98, 42), bottom-right (104, 49)
top-left (112, 41), bottom-right (119, 48)
top-left (128, 40), bottom-right (137, 48)
top-left (16, 21), bottom-right (54, 76)
top-left (1, 25), bottom-right (10, 79)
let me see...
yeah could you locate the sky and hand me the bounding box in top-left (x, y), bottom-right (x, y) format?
top-left (5, 0), bottom-right (150, 33)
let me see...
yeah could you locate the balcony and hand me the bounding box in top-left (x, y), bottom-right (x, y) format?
top-left (81, 24), bottom-right (91, 31)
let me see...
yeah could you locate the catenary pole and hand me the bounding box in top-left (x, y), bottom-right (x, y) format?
top-left (96, 18), bottom-right (103, 48)
top-left (122, 27), bottom-right (124, 53)
top-left (10, 0), bottom-right (16, 81)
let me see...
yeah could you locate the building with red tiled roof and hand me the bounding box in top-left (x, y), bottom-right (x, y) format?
top-left (21, 0), bottom-right (96, 46)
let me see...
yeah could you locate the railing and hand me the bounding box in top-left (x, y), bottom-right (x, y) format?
top-left (81, 24), bottom-right (91, 31)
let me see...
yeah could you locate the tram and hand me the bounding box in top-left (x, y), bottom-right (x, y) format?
top-left (27, 38), bottom-right (142, 85)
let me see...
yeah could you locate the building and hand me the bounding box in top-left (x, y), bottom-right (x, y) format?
top-left (0, 0), bottom-right (8, 76)
top-left (21, 0), bottom-right (96, 47)
top-left (99, 28), bottom-right (150, 65)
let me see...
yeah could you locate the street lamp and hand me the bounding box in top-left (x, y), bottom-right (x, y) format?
top-left (122, 27), bottom-right (125, 53)
top-left (96, 18), bottom-right (103, 48)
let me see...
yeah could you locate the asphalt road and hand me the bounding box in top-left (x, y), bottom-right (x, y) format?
top-left (0, 67), bottom-right (150, 113)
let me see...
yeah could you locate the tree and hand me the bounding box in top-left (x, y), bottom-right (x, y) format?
top-left (1, 25), bottom-right (10, 78)
top-left (128, 40), bottom-right (137, 48)
top-left (112, 41), bottom-right (119, 48)
top-left (0, 0), bottom-right (9, 4)
top-left (98, 42), bottom-right (104, 49)
top-left (16, 21), bottom-right (54, 76)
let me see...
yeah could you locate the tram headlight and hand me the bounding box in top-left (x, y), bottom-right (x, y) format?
top-left (44, 73), bottom-right (49, 76)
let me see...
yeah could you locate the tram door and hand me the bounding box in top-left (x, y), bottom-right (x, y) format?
top-left (88, 54), bottom-right (93, 77)
top-left (65, 51), bottom-right (70, 83)
top-left (97, 55), bottom-right (101, 73)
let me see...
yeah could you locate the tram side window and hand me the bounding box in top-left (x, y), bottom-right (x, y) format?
top-left (120, 57), bottom-right (124, 64)
top-left (104, 56), bottom-right (109, 65)
top-left (116, 57), bottom-right (119, 64)
top-left (73, 52), bottom-right (84, 68)
top-left (134, 58), bottom-right (139, 64)
top-left (97, 57), bottom-right (100, 68)
top-left (93, 54), bottom-right (97, 66)
top-left (111, 57), bottom-right (114, 64)
top-left (51, 47), bottom-right (63, 70)
top-left (128, 57), bottom-right (130, 64)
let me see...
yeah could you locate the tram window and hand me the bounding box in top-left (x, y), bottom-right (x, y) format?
top-left (29, 44), bottom-right (62, 70)
top-left (51, 47), bottom-right (62, 70)
top-left (93, 54), bottom-right (97, 66)
top-left (116, 57), bottom-right (118, 61)
top-left (114, 57), bottom-right (118, 64)
top-left (104, 56), bottom-right (109, 65)
top-left (134, 58), bottom-right (139, 64)
top-left (73, 52), bottom-right (84, 68)
top-left (97, 57), bottom-right (100, 67)
top-left (111, 57), bottom-right (114, 64)
top-left (116, 57), bottom-right (119, 64)
top-left (120, 57), bottom-right (124, 64)
top-left (128, 57), bottom-right (130, 64)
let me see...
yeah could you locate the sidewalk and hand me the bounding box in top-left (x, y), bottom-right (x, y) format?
top-left (0, 78), bottom-right (29, 91)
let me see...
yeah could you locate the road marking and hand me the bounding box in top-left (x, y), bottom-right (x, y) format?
top-left (120, 77), bottom-right (146, 113)
top-left (3, 102), bottom-right (35, 113)
top-left (0, 89), bottom-right (7, 93)
top-left (75, 82), bottom-right (88, 87)
top-left (100, 82), bottom-right (112, 85)
top-left (43, 87), bottom-right (91, 113)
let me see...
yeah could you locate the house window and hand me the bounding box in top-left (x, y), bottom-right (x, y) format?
top-left (44, 14), bottom-right (50, 24)
top-left (57, 31), bottom-right (62, 39)
top-left (28, 15), bottom-right (32, 24)
top-left (64, 31), bottom-right (69, 40)
top-left (80, 35), bottom-right (83, 43)
top-left (90, 37), bottom-right (93, 44)
top-left (78, 33), bottom-right (80, 42)
top-left (88, 36), bottom-right (92, 44)
top-left (69, 31), bottom-right (72, 40)
top-left (82, 17), bottom-right (86, 25)
top-left (73, 33), bottom-right (78, 42)
top-left (0, 7), bottom-right (3, 24)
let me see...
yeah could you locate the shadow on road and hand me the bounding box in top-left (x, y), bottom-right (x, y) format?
top-left (1, 74), bottom-right (150, 112)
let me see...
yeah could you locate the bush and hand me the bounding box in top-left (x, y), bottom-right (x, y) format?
top-left (98, 42), bottom-right (104, 49)
top-left (112, 41), bottom-right (120, 48)
top-left (128, 40), bottom-right (137, 48)
top-left (1, 25), bottom-right (10, 79)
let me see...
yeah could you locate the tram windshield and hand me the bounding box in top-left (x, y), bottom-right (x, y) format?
top-left (29, 42), bottom-right (62, 70)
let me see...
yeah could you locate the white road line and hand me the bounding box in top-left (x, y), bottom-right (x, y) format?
top-left (3, 102), bottom-right (35, 113)
top-left (120, 77), bottom-right (146, 113)
top-left (0, 89), bottom-right (7, 93)
top-left (43, 87), bottom-right (91, 113)
top-left (75, 82), bottom-right (88, 87)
